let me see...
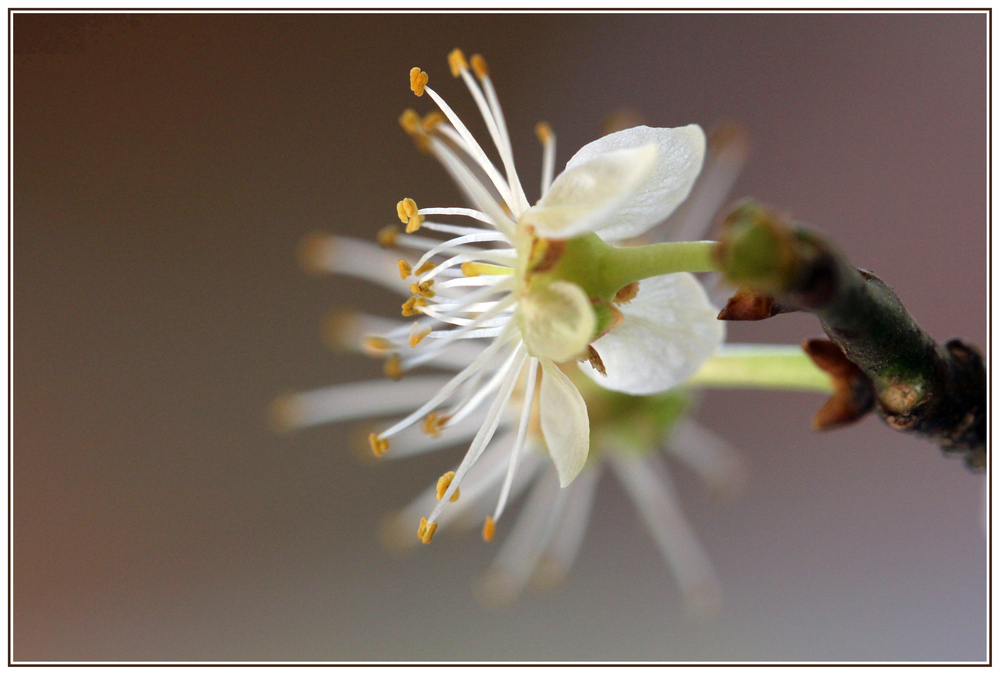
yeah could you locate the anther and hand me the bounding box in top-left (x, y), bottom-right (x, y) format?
top-left (460, 261), bottom-right (514, 277)
top-left (436, 471), bottom-right (461, 502)
top-left (409, 322), bottom-right (432, 347)
top-left (399, 109), bottom-right (421, 136)
top-left (470, 54), bottom-right (489, 79)
top-left (362, 335), bottom-right (394, 355)
top-left (414, 260), bottom-right (436, 276)
top-left (409, 280), bottom-right (435, 298)
top-left (396, 198), bottom-right (423, 233)
top-left (368, 432), bottom-right (389, 457)
top-left (422, 412), bottom-right (450, 436)
top-left (535, 121), bottom-right (553, 145)
top-left (482, 516), bottom-right (495, 542)
top-left (448, 48), bottom-right (468, 77)
top-left (296, 232), bottom-right (334, 276)
top-left (421, 111), bottom-right (445, 131)
top-left (398, 259), bottom-right (413, 280)
top-left (409, 67), bottom-right (428, 97)
top-left (383, 354), bottom-right (403, 380)
top-left (417, 517), bottom-right (438, 544)
top-left (401, 296), bottom-right (428, 317)
top-left (377, 226), bottom-right (399, 248)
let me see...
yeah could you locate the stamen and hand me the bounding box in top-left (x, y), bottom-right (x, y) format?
top-left (409, 67), bottom-right (428, 97)
top-left (398, 109), bottom-right (421, 136)
top-left (417, 517), bottom-right (438, 544)
top-left (363, 335), bottom-right (394, 355)
top-left (448, 48), bottom-right (469, 77)
top-left (414, 260), bottom-right (436, 275)
top-left (369, 433), bottom-right (389, 457)
top-left (384, 354), bottom-right (404, 380)
top-left (423, 412), bottom-right (449, 436)
top-left (419, 112), bottom-right (443, 132)
top-left (377, 226), bottom-right (399, 248)
top-left (409, 280), bottom-right (435, 298)
top-left (427, 344), bottom-right (527, 522)
top-left (409, 322), bottom-right (432, 347)
top-left (436, 471), bottom-right (461, 502)
top-left (398, 259), bottom-right (413, 279)
top-left (482, 516), bottom-right (496, 542)
top-left (396, 198), bottom-right (423, 233)
top-left (296, 232), bottom-right (335, 276)
top-left (535, 121), bottom-right (556, 196)
top-left (461, 261), bottom-right (514, 277)
top-left (470, 54), bottom-right (489, 79)
top-left (401, 296), bottom-right (429, 317)
top-left (534, 121), bottom-right (553, 144)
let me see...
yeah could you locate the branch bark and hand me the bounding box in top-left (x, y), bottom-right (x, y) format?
top-left (713, 201), bottom-right (986, 470)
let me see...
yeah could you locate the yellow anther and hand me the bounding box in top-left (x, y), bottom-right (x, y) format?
top-left (482, 516), bottom-right (495, 542)
top-left (399, 108), bottom-right (422, 136)
top-left (368, 433), bottom-right (389, 457)
top-left (414, 260), bottom-right (436, 276)
top-left (383, 354), bottom-right (403, 380)
top-left (422, 412), bottom-right (450, 436)
top-left (401, 296), bottom-right (428, 317)
top-left (421, 111), bottom-right (445, 131)
top-left (417, 517), bottom-right (438, 544)
top-left (396, 198), bottom-right (423, 233)
top-left (470, 54), bottom-right (489, 79)
top-left (409, 323), bottom-right (432, 348)
top-left (377, 225), bottom-right (399, 248)
top-left (461, 261), bottom-right (514, 277)
top-left (409, 280), bottom-right (435, 298)
top-left (448, 48), bottom-right (469, 77)
top-left (535, 121), bottom-right (553, 145)
top-left (398, 259), bottom-right (413, 280)
top-left (436, 471), bottom-right (461, 502)
top-left (409, 67), bottom-right (428, 97)
top-left (362, 335), bottom-right (394, 355)
top-left (296, 231), bottom-right (333, 276)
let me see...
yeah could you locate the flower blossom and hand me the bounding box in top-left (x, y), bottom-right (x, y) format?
top-left (281, 50), bottom-right (724, 545)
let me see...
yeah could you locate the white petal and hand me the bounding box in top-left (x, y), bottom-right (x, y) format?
top-left (579, 273), bottom-right (724, 395)
top-left (517, 280), bottom-right (596, 362)
top-left (561, 125), bottom-right (707, 242)
top-left (539, 358), bottom-right (590, 487)
top-left (519, 143), bottom-right (658, 239)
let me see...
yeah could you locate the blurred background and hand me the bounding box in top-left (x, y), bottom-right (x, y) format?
top-left (13, 12), bottom-right (987, 662)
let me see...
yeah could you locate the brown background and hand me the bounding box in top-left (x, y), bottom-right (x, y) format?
top-left (13, 12), bottom-right (987, 661)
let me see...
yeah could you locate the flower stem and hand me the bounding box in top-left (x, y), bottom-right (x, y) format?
top-left (600, 240), bottom-right (719, 293)
top-left (686, 345), bottom-right (834, 393)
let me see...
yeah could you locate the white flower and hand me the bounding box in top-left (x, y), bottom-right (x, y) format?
top-left (282, 50), bottom-right (723, 544)
top-left (377, 123), bottom-right (755, 612)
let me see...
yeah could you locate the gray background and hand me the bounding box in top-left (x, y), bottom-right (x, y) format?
top-left (14, 12), bottom-right (988, 661)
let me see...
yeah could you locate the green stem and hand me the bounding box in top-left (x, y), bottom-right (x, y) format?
top-left (600, 240), bottom-right (718, 292)
top-left (548, 234), bottom-right (719, 301)
top-left (687, 346), bottom-right (834, 393)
